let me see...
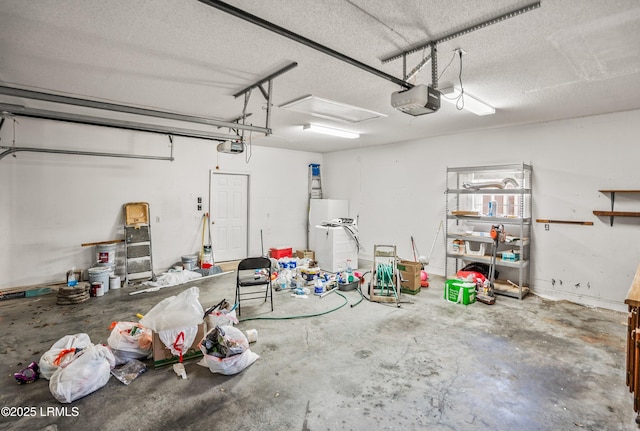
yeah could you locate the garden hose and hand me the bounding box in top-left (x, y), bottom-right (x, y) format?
top-left (238, 290), bottom-right (349, 323)
top-left (376, 263), bottom-right (395, 296)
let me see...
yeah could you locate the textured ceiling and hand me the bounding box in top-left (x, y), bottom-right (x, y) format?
top-left (0, 0), bottom-right (639, 153)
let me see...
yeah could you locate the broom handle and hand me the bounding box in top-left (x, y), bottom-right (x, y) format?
top-left (200, 213), bottom-right (208, 256)
top-left (428, 221), bottom-right (444, 260)
top-left (411, 236), bottom-right (417, 261)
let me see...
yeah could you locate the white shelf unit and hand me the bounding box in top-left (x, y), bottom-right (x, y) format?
top-left (445, 163), bottom-right (532, 299)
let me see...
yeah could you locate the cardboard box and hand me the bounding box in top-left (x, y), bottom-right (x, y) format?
top-left (444, 279), bottom-right (476, 305)
top-left (397, 260), bottom-right (422, 292)
top-left (296, 249), bottom-right (315, 260)
top-left (152, 323), bottom-right (205, 368)
top-left (397, 260), bottom-right (421, 273)
top-left (501, 251), bottom-right (521, 261)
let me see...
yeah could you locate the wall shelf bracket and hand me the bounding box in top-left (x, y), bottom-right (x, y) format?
top-left (594, 190), bottom-right (640, 226)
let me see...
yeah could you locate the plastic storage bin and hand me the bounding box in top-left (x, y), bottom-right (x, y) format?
top-left (270, 248), bottom-right (292, 259)
top-left (444, 279), bottom-right (476, 305)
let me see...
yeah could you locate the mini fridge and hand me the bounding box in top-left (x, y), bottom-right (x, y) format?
top-left (314, 225), bottom-right (358, 272)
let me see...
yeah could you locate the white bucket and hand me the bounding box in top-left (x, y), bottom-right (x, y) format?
top-left (245, 329), bottom-right (258, 344)
top-left (181, 255), bottom-right (198, 270)
top-left (88, 266), bottom-right (111, 294)
top-left (109, 275), bottom-right (121, 290)
top-left (96, 243), bottom-right (117, 265)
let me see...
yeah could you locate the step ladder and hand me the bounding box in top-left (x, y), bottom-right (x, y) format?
top-left (123, 202), bottom-right (156, 286)
top-left (309, 163), bottom-right (323, 199)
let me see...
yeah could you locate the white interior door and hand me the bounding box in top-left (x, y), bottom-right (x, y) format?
top-left (209, 172), bottom-right (248, 262)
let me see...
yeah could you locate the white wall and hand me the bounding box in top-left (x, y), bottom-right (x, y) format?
top-left (0, 117), bottom-right (321, 289)
top-left (5, 110), bottom-right (639, 311)
top-left (322, 109), bottom-right (640, 312)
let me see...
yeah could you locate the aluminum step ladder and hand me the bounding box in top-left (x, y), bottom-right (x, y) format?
top-left (309, 163), bottom-right (323, 199)
top-left (123, 202), bottom-right (156, 286)
top-left (307, 163), bottom-right (323, 248)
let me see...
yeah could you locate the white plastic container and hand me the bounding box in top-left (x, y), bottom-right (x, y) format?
top-left (314, 225), bottom-right (358, 272)
top-left (465, 241), bottom-right (486, 256)
top-left (109, 275), bottom-right (121, 290)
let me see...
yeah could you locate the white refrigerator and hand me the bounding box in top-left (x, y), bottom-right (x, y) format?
top-left (308, 199), bottom-right (349, 251)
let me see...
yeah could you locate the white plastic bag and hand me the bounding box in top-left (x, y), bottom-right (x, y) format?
top-left (275, 269), bottom-right (292, 290)
top-left (139, 286), bottom-right (204, 332)
top-left (205, 309), bottom-right (238, 330)
top-left (198, 325), bottom-right (258, 375)
top-left (49, 344), bottom-right (116, 403)
top-left (199, 349), bottom-right (259, 375)
top-left (39, 333), bottom-right (92, 380)
top-left (107, 322), bottom-right (152, 364)
top-left (110, 359), bottom-right (146, 385)
top-left (158, 325), bottom-right (199, 359)
top-left (142, 269), bottom-right (202, 287)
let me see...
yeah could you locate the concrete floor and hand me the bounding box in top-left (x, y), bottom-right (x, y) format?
top-left (0, 270), bottom-right (636, 431)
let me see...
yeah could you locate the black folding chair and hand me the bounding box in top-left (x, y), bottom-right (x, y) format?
top-left (235, 257), bottom-right (273, 316)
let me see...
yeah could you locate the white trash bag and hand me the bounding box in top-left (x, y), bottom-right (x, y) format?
top-left (139, 286), bottom-right (204, 332)
top-left (107, 322), bottom-right (152, 365)
top-left (199, 325), bottom-right (259, 375)
top-left (39, 333), bottom-right (92, 380)
top-left (199, 349), bottom-right (259, 376)
top-left (142, 269), bottom-right (202, 287)
top-left (158, 325), bottom-right (199, 359)
top-left (205, 308), bottom-right (238, 330)
top-left (49, 344), bottom-right (116, 403)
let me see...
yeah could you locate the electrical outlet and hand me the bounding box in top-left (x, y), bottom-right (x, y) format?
top-left (197, 204), bottom-right (202, 211)
top-left (454, 48), bottom-right (467, 56)
top-left (197, 197), bottom-right (202, 204)
top-left (156, 216), bottom-right (160, 223)
top-left (545, 224), bottom-right (549, 231)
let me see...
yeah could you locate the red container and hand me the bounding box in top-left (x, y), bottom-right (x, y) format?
top-left (270, 247), bottom-right (292, 259)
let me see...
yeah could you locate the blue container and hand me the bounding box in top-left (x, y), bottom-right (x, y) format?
top-left (488, 200), bottom-right (497, 217)
top-left (309, 163), bottom-right (320, 176)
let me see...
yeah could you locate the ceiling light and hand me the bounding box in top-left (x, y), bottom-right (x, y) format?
top-left (439, 86), bottom-right (496, 116)
top-left (281, 95), bottom-right (386, 123)
top-left (302, 123), bottom-right (359, 139)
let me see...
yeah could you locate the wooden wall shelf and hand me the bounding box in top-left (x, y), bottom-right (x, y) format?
top-left (594, 190), bottom-right (640, 226)
top-left (593, 211), bottom-right (640, 217)
top-left (599, 190), bottom-right (640, 194)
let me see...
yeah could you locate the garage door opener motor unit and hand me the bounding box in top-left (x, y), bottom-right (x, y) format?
top-left (217, 140), bottom-right (244, 154)
top-left (391, 84), bottom-right (441, 116)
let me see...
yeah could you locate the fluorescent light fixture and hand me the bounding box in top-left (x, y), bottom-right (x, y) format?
top-left (439, 86), bottom-right (495, 116)
top-left (302, 123), bottom-right (359, 139)
top-left (281, 95), bottom-right (386, 123)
